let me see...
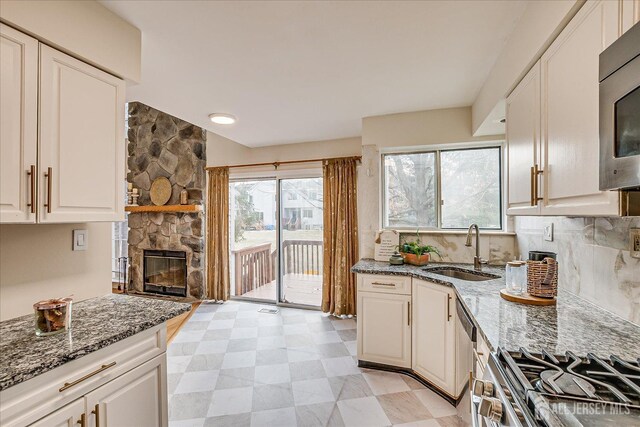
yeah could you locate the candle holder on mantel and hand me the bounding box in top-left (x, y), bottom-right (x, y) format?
top-left (130, 188), bottom-right (139, 206)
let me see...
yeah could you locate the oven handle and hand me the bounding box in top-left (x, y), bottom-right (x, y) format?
top-left (487, 353), bottom-right (532, 426)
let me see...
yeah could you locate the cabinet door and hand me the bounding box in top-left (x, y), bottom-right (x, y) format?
top-left (621, 0), bottom-right (640, 36)
top-left (540, 0), bottom-right (620, 216)
top-left (85, 354), bottom-right (167, 427)
top-left (0, 24), bottom-right (38, 223)
top-left (30, 398), bottom-right (85, 427)
top-left (506, 61), bottom-right (541, 216)
top-left (357, 292), bottom-right (411, 368)
top-left (412, 279), bottom-right (456, 396)
top-left (39, 44), bottom-right (125, 223)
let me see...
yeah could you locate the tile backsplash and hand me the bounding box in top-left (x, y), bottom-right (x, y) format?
top-left (514, 216), bottom-right (639, 325)
top-left (399, 232), bottom-right (517, 265)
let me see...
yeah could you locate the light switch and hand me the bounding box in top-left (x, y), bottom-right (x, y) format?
top-left (543, 223), bottom-right (554, 242)
top-left (73, 229), bottom-right (88, 251)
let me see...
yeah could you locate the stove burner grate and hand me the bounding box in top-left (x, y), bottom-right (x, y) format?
top-left (536, 370), bottom-right (596, 397)
top-left (509, 348), bottom-right (640, 406)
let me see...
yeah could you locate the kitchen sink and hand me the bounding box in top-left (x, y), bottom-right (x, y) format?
top-left (423, 267), bottom-right (499, 282)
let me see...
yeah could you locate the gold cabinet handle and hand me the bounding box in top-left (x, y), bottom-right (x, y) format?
top-left (531, 164), bottom-right (544, 206)
top-left (371, 282), bottom-right (396, 287)
top-left (44, 167), bottom-right (52, 213)
top-left (59, 362), bottom-right (116, 392)
top-left (447, 294), bottom-right (452, 321)
top-left (91, 404), bottom-right (100, 427)
top-left (530, 166), bottom-right (536, 206)
top-left (77, 413), bottom-right (86, 427)
top-left (27, 165), bottom-right (36, 213)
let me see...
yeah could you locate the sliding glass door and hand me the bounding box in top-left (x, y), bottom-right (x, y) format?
top-left (229, 179), bottom-right (278, 302)
top-left (279, 178), bottom-right (323, 306)
top-left (229, 176), bottom-right (323, 307)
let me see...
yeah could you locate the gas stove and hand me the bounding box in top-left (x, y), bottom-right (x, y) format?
top-left (472, 348), bottom-right (640, 426)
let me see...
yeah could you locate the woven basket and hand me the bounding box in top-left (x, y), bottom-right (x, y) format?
top-left (526, 258), bottom-right (558, 298)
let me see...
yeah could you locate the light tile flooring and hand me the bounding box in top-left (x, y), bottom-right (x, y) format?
top-left (167, 301), bottom-right (470, 427)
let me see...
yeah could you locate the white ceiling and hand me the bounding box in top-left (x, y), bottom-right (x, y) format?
top-left (101, 1), bottom-right (526, 147)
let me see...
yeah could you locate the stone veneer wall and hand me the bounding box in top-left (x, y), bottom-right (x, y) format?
top-left (126, 102), bottom-right (206, 299)
top-left (515, 216), bottom-right (639, 325)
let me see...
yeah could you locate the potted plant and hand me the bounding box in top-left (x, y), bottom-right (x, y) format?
top-left (399, 232), bottom-right (441, 266)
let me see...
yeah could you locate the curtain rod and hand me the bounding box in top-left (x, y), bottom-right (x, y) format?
top-left (206, 155), bottom-right (362, 170)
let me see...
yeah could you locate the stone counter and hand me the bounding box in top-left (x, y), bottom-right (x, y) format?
top-left (0, 294), bottom-right (191, 391)
top-left (352, 259), bottom-right (640, 360)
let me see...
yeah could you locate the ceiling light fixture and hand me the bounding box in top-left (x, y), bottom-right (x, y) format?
top-left (209, 113), bottom-right (236, 125)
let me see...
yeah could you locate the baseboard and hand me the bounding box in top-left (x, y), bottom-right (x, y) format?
top-left (357, 360), bottom-right (467, 407)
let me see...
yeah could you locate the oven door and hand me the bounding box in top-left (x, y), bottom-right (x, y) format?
top-left (599, 54), bottom-right (640, 190)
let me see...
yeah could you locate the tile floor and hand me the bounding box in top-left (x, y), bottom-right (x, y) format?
top-left (167, 300), bottom-right (470, 427)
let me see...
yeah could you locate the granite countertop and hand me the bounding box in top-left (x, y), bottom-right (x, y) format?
top-left (352, 259), bottom-right (640, 360)
top-left (0, 294), bottom-right (191, 392)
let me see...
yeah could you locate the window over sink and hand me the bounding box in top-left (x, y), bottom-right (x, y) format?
top-left (383, 146), bottom-right (502, 230)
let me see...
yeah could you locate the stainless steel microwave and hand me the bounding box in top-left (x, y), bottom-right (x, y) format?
top-left (599, 21), bottom-right (640, 191)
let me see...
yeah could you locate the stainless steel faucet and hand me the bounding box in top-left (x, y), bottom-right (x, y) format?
top-left (465, 224), bottom-right (487, 270)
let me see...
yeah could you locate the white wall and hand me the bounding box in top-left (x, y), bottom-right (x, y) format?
top-left (359, 107), bottom-right (509, 259)
top-left (0, 223), bottom-right (112, 321)
top-left (207, 131), bottom-right (361, 167)
top-left (363, 107), bottom-right (501, 149)
top-left (471, 0), bottom-right (582, 136)
top-left (0, 0), bottom-right (141, 82)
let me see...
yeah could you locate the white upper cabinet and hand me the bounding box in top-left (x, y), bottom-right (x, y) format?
top-left (506, 61), bottom-right (541, 216)
top-left (0, 24), bottom-right (38, 223)
top-left (540, 0), bottom-right (620, 216)
top-left (621, 0), bottom-right (640, 35)
top-left (507, 0), bottom-right (630, 217)
top-left (0, 25), bottom-right (125, 224)
top-left (39, 45), bottom-right (125, 223)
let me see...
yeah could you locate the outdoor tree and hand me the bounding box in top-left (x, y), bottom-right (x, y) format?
top-left (234, 183), bottom-right (259, 241)
top-left (386, 153), bottom-right (437, 227)
top-left (385, 149), bottom-right (500, 229)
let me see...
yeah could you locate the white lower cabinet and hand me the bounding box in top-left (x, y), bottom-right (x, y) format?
top-left (357, 291), bottom-right (411, 368)
top-left (356, 274), bottom-right (471, 399)
top-left (85, 355), bottom-right (167, 427)
top-left (29, 399), bottom-right (85, 427)
top-left (412, 279), bottom-right (457, 396)
top-left (0, 325), bottom-right (168, 427)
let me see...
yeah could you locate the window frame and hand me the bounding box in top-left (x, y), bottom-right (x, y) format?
top-left (381, 143), bottom-right (504, 231)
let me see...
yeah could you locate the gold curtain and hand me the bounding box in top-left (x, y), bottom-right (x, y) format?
top-left (322, 157), bottom-right (359, 316)
top-left (206, 167), bottom-right (230, 301)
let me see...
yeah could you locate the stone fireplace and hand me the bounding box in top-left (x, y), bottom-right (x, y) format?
top-left (126, 102), bottom-right (206, 299)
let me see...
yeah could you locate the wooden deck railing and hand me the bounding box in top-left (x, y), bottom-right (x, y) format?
top-left (232, 243), bottom-right (274, 296)
top-left (232, 240), bottom-right (322, 296)
top-left (282, 240), bottom-right (322, 275)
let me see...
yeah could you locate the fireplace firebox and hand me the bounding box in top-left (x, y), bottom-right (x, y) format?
top-left (143, 250), bottom-right (187, 297)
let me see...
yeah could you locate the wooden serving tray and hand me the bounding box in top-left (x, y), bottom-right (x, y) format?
top-left (500, 289), bottom-right (557, 306)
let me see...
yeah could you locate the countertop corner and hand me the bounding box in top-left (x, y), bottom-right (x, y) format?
top-left (0, 294), bottom-right (191, 392)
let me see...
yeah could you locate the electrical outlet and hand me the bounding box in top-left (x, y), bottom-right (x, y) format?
top-left (631, 228), bottom-right (640, 259)
top-left (544, 223), bottom-right (554, 242)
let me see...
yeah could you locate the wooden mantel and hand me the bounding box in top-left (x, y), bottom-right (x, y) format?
top-left (125, 205), bottom-right (203, 213)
